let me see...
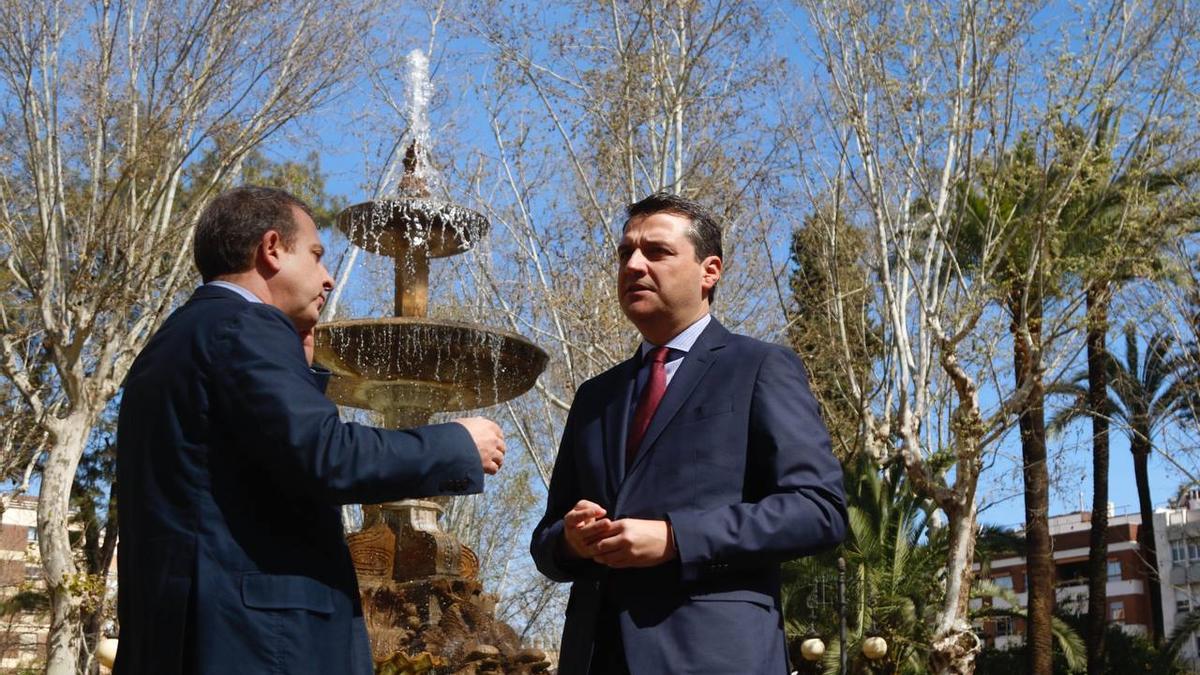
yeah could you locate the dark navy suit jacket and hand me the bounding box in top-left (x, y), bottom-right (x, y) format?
top-left (115, 285), bottom-right (482, 674)
top-left (531, 319), bottom-right (846, 674)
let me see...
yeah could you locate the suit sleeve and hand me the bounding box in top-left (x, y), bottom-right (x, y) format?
top-left (529, 387), bottom-right (605, 583)
top-left (213, 304), bottom-right (483, 505)
top-left (667, 345), bottom-right (847, 583)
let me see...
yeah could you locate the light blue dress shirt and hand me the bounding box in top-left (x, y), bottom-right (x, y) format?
top-left (207, 280), bottom-right (262, 303)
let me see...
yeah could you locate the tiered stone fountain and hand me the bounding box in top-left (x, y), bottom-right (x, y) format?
top-left (314, 139), bottom-right (551, 674)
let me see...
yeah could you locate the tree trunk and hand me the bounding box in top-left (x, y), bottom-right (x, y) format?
top-left (929, 499), bottom-right (982, 675)
top-left (1012, 289), bottom-right (1054, 675)
top-left (38, 411), bottom-right (94, 675)
top-left (1132, 437), bottom-right (1164, 641)
top-left (1085, 282), bottom-right (1111, 674)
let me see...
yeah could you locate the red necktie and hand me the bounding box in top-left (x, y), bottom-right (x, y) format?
top-left (626, 346), bottom-right (670, 468)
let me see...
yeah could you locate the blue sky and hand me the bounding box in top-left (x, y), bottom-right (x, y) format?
top-left (269, 1), bottom-right (1196, 535)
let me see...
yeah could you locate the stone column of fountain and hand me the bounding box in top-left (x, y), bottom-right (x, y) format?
top-left (313, 124), bottom-right (551, 672)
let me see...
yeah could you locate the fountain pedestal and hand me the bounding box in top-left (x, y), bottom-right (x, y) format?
top-left (315, 140), bottom-right (551, 673)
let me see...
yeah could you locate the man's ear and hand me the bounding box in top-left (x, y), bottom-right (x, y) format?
top-left (701, 255), bottom-right (722, 292)
top-left (258, 230), bottom-right (285, 273)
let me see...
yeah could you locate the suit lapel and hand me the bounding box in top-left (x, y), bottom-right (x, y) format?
top-left (602, 355), bottom-right (639, 499)
top-left (623, 320), bottom-right (730, 479)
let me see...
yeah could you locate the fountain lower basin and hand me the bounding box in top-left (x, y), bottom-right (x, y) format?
top-left (314, 317), bottom-right (549, 413)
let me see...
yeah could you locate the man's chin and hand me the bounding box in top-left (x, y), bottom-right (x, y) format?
top-left (620, 303), bottom-right (662, 326)
top-left (289, 313), bottom-right (319, 334)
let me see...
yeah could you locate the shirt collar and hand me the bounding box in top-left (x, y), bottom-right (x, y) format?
top-left (206, 280), bottom-right (262, 304)
top-left (639, 314), bottom-right (711, 359)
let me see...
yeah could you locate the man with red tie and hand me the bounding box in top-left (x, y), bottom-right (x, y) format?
top-left (530, 192), bottom-right (847, 674)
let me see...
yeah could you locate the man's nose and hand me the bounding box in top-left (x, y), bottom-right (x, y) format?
top-left (320, 264), bottom-right (334, 291)
top-left (623, 249), bottom-right (649, 273)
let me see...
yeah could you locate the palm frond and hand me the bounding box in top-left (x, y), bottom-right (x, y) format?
top-left (1124, 322), bottom-right (1142, 382)
top-left (970, 582), bottom-right (1086, 673)
top-left (1155, 607), bottom-right (1200, 673)
top-left (1046, 381), bottom-right (1089, 437)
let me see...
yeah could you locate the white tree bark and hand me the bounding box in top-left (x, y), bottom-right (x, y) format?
top-left (0, 0), bottom-right (378, 670)
top-left (38, 410), bottom-right (94, 672)
top-left (796, 1), bottom-right (1193, 671)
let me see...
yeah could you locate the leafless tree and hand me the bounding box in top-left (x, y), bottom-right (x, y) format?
top-left (0, 0), bottom-right (377, 670)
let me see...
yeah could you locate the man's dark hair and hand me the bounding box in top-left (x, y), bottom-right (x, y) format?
top-left (624, 191), bottom-right (723, 302)
top-left (193, 186), bottom-right (314, 282)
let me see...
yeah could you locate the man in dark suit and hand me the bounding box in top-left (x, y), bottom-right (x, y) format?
top-left (115, 186), bottom-right (506, 674)
top-left (530, 192), bottom-right (846, 674)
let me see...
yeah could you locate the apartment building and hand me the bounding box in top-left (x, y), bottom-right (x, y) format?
top-left (1154, 490), bottom-right (1200, 666)
top-left (973, 508), bottom-right (1153, 649)
top-left (0, 495), bottom-right (48, 672)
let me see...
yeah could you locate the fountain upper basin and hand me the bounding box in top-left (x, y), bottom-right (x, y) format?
top-left (337, 199), bottom-right (489, 258)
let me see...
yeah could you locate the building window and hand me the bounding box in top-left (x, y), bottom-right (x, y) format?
top-left (1107, 560), bottom-right (1121, 580)
top-left (1175, 540), bottom-right (1188, 563)
top-left (23, 564), bottom-right (39, 580)
top-left (995, 617), bottom-right (1014, 637)
top-left (1111, 601), bottom-right (1125, 623)
top-left (25, 527), bottom-right (36, 543)
top-left (1189, 539), bottom-right (1200, 561)
top-left (1177, 595), bottom-right (1192, 614)
top-left (993, 575), bottom-right (1013, 590)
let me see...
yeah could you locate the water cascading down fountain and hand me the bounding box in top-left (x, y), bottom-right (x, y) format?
top-left (313, 50), bottom-right (551, 675)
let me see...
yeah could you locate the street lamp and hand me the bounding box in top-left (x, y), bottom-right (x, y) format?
top-left (96, 638), bottom-right (118, 670)
top-left (800, 637), bottom-right (826, 661)
top-left (837, 557), bottom-right (847, 675)
top-left (862, 635), bottom-right (889, 660)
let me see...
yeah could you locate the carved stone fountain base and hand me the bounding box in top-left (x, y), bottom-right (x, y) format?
top-left (348, 502), bottom-right (551, 674)
top-left (361, 577), bottom-right (550, 674)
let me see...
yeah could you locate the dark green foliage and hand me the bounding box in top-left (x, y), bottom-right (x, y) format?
top-left (1157, 608), bottom-right (1200, 672)
top-left (783, 453), bottom-right (1087, 674)
top-left (235, 151), bottom-right (348, 228)
top-left (180, 149), bottom-right (347, 232)
top-left (1050, 324), bottom-right (1189, 440)
top-left (782, 454), bottom-right (944, 673)
top-left (788, 207), bottom-right (880, 460)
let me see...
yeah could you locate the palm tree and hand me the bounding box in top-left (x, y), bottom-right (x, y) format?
top-left (960, 114), bottom-right (1200, 669)
top-left (954, 134), bottom-right (1079, 673)
top-left (1057, 113), bottom-right (1200, 669)
top-left (1051, 324), bottom-right (1189, 642)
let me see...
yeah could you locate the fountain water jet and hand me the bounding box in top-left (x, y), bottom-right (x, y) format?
top-left (314, 59), bottom-right (550, 673)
